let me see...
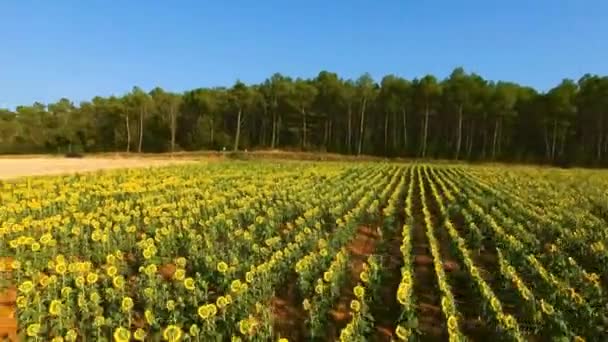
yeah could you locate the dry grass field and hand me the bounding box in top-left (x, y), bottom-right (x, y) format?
top-left (0, 157), bottom-right (195, 180)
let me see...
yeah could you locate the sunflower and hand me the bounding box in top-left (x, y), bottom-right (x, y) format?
top-left (145, 309), bottom-right (155, 325)
top-left (198, 305), bottom-right (211, 319)
top-left (230, 279), bottom-right (242, 293)
top-left (397, 284), bottom-right (409, 305)
top-left (302, 298), bottom-right (311, 311)
top-left (16, 295), bottom-right (27, 308)
top-left (106, 265), bottom-right (118, 277)
top-left (143, 248), bottom-right (154, 260)
top-left (353, 285), bottom-right (365, 299)
top-left (113, 276), bottom-right (125, 289)
top-left (49, 299), bottom-right (63, 316)
top-left (18, 280), bottom-right (34, 294)
top-left (134, 328), bottom-right (147, 341)
top-left (163, 325), bottom-right (183, 342)
top-left (86, 272), bottom-right (98, 284)
top-left (121, 296), bottom-right (134, 312)
top-left (51, 337), bottom-right (64, 342)
top-left (145, 264), bottom-right (158, 277)
top-left (55, 263), bottom-right (68, 275)
top-left (189, 324), bottom-right (200, 336)
top-left (350, 299), bottom-right (361, 312)
top-left (26, 323), bottom-right (41, 337)
top-left (238, 319), bottom-right (250, 335)
top-left (166, 300), bottom-right (176, 311)
top-left (395, 325), bottom-right (410, 340)
top-left (245, 271), bottom-right (254, 283)
top-left (176, 257), bottom-right (187, 268)
top-left (540, 300), bottom-right (554, 315)
top-left (217, 261), bottom-right (229, 273)
top-left (93, 316), bottom-right (105, 327)
top-left (183, 277), bottom-right (195, 291)
top-left (173, 268), bottom-right (186, 281)
top-left (65, 329), bottom-right (77, 342)
top-left (114, 327), bottom-right (131, 342)
top-left (216, 296), bottom-right (228, 309)
top-left (447, 315), bottom-right (458, 331)
top-left (359, 271), bottom-right (369, 283)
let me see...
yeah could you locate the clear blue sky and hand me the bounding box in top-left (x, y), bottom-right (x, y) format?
top-left (1, 1), bottom-right (607, 108)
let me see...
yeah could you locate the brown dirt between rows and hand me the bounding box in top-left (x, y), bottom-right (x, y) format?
top-left (423, 174), bottom-right (497, 340)
top-left (411, 175), bottom-right (448, 341)
top-left (270, 225), bottom-right (381, 341)
top-left (0, 257), bottom-right (17, 341)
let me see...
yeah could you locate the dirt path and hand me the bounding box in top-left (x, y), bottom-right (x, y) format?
top-left (0, 158), bottom-right (195, 180)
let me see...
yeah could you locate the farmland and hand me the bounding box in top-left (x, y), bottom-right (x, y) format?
top-left (1, 161), bottom-right (607, 341)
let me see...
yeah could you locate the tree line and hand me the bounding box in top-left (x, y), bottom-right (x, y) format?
top-left (1, 68), bottom-right (607, 166)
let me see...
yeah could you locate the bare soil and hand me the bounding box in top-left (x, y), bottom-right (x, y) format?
top-left (0, 157), bottom-right (194, 180)
top-left (0, 257), bottom-right (16, 341)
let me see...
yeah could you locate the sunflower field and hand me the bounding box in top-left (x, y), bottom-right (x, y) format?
top-left (1, 162), bottom-right (607, 341)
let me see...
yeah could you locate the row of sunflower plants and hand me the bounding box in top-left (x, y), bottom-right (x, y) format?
top-left (7, 163), bottom-right (378, 340)
top-left (301, 247), bottom-right (350, 339)
top-left (203, 165), bottom-right (396, 339)
top-left (296, 166), bottom-right (404, 298)
top-left (394, 166), bottom-right (416, 341)
top-left (432, 167), bottom-right (576, 339)
top-left (455, 167), bottom-right (608, 279)
top-left (427, 167), bottom-right (525, 341)
top-left (338, 254), bottom-right (383, 342)
top-left (438, 168), bottom-right (599, 339)
top-left (417, 166), bottom-right (465, 341)
top-left (155, 165), bottom-right (385, 341)
top-left (448, 167), bottom-right (605, 300)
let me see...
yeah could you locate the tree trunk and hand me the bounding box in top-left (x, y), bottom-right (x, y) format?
top-left (271, 111), bottom-right (277, 148)
top-left (402, 108), bottom-right (407, 153)
top-left (328, 120), bottom-right (333, 151)
top-left (233, 108), bottom-right (242, 151)
top-left (559, 126), bottom-right (567, 158)
top-left (491, 118), bottom-right (499, 159)
top-left (277, 115), bottom-right (281, 146)
top-left (543, 124), bottom-right (550, 161)
top-left (210, 117), bottom-right (215, 144)
top-left (550, 119), bottom-right (558, 161)
top-left (138, 105), bottom-right (144, 153)
top-left (301, 107), bottom-right (307, 149)
top-left (384, 110), bottom-right (389, 154)
top-left (170, 104), bottom-right (177, 154)
top-left (347, 104), bottom-right (353, 154)
top-left (467, 121), bottom-right (475, 159)
top-left (455, 104), bottom-right (463, 160)
top-left (125, 114), bottom-right (131, 153)
top-left (323, 119), bottom-right (329, 150)
top-left (357, 98), bottom-right (367, 156)
top-left (392, 111), bottom-right (397, 151)
top-left (421, 101), bottom-right (429, 158)
top-left (597, 115), bottom-right (604, 163)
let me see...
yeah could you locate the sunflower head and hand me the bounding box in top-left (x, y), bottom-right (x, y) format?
top-left (163, 325), bottom-right (183, 342)
top-left (113, 327), bottom-right (131, 342)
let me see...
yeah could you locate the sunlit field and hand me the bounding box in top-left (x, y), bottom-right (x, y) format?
top-left (1, 161), bottom-right (607, 341)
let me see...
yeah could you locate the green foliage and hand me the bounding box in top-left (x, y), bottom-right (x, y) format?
top-left (1, 69), bottom-right (608, 166)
